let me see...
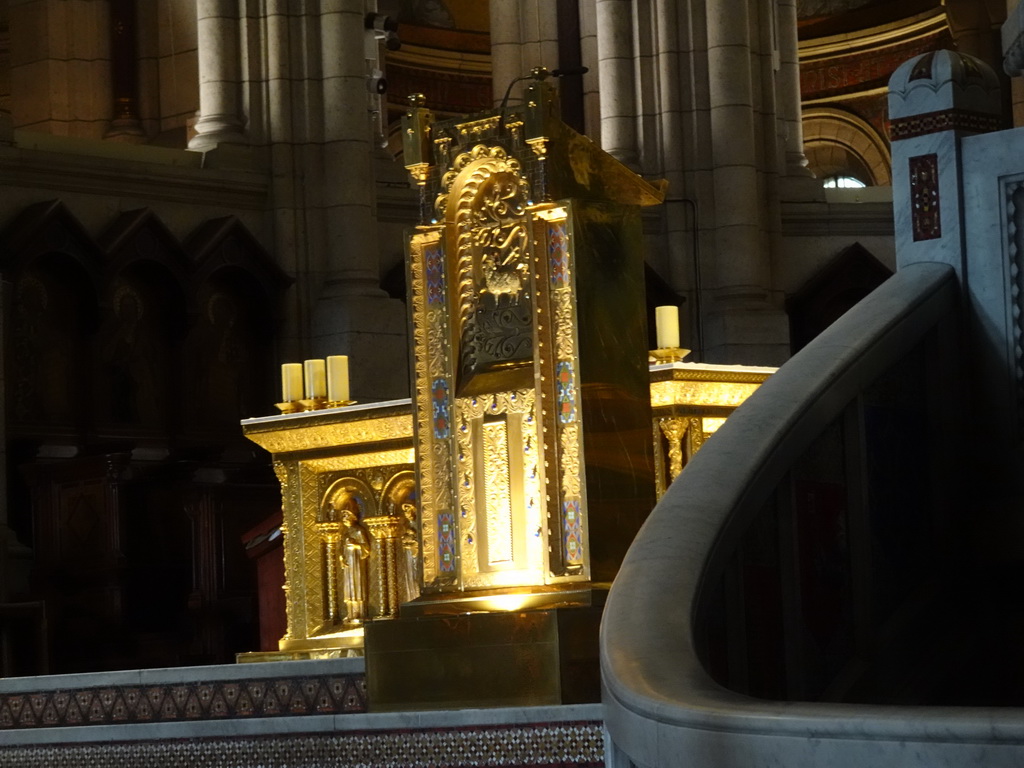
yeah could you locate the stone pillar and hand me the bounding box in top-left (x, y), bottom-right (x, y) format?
top-left (490, 0), bottom-right (560, 107)
top-left (706, 0), bottom-right (765, 302)
top-left (519, 0), bottom-right (559, 74)
top-left (890, 51), bottom-right (1001, 273)
top-left (490, 0), bottom-right (522, 105)
top-left (596, 0), bottom-right (638, 165)
top-left (890, 51), bottom-right (1004, 434)
top-left (188, 0), bottom-right (245, 151)
top-left (310, 0), bottom-right (408, 400)
top-left (318, 0), bottom-right (379, 296)
top-left (777, 0), bottom-right (810, 176)
top-left (579, 0), bottom-right (600, 138)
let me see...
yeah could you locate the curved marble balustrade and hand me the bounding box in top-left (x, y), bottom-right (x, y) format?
top-left (601, 263), bottom-right (1024, 767)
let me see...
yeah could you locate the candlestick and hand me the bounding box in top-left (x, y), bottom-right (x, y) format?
top-left (327, 355), bottom-right (350, 403)
top-left (304, 359), bottom-right (327, 399)
top-left (655, 305), bottom-right (680, 350)
top-left (281, 363), bottom-right (304, 402)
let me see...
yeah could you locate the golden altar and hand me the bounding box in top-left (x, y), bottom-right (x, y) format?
top-left (240, 364), bottom-right (772, 660)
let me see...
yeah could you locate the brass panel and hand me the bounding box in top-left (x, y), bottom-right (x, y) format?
top-left (569, 201), bottom-right (657, 583)
top-left (365, 603), bottom-right (603, 711)
top-left (366, 611), bottom-right (560, 711)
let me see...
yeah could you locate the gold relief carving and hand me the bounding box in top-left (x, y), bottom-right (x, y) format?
top-left (426, 308), bottom-right (449, 372)
top-left (659, 418), bottom-right (689, 482)
top-left (304, 450), bottom-right (415, 474)
top-left (438, 145), bottom-right (531, 337)
top-left (299, 463), bottom-right (324, 640)
top-left (649, 368), bottom-right (774, 384)
top-left (365, 516), bottom-right (405, 619)
top-left (559, 422), bottom-right (582, 499)
top-left (244, 414), bottom-right (414, 455)
top-left (455, 395), bottom-right (484, 575)
top-left (482, 419), bottom-right (514, 565)
top-left (456, 115), bottom-right (501, 143)
top-left (552, 291), bottom-right (576, 359)
top-left (455, 390), bottom-right (541, 589)
top-left (276, 461), bottom-right (300, 641)
top-left (650, 380), bottom-right (762, 410)
top-left (687, 416), bottom-right (705, 456)
top-left (321, 478), bottom-right (376, 628)
top-left (409, 236), bottom-right (450, 589)
top-left (317, 521), bottom-right (342, 623)
top-left (652, 421), bottom-right (667, 499)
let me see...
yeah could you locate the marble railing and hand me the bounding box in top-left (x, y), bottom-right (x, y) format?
top-left (601, 263), bottom-right (1024, 767)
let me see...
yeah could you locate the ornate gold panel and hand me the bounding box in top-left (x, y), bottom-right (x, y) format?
top-left (650, 380), bottom-right (763, 409)
top-left (649, 364), bottom-right (775, 498)
top-left (242, 404), bottom-right (417, 654)
top-left (454, 389), bottom-right (542, 589)
top-left (481, 419), bottom-right (514, 566)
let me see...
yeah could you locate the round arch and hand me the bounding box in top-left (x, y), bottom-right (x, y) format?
top-left (802, 107), bottom-right (892, 186)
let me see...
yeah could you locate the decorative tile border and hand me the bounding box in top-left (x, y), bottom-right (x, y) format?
top-left (0, 674), bottom-right (367, 730)
top-left (890, 108), bottom-right (1000, 141)
top-left (0, 720), bottom-right (605, 768)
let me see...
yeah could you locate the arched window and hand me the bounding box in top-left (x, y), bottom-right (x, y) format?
top-left (822, 175), bottom-right (867, 189)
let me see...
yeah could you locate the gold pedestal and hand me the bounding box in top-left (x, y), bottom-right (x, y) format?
top-left (365, 588), bottom-right (606, 712)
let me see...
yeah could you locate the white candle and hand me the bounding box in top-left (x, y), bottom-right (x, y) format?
top-left (304, 359), bottom-right (327, 399)
top-left (327, 355), bottom-right (350, 402)
top-left (655, 305), bottom-right (680, 349)
top-left (281, 363), bottom-right (304, 402)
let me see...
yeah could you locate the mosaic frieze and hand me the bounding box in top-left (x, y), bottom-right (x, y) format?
top-left (0, 674), bottom-right (366, 731)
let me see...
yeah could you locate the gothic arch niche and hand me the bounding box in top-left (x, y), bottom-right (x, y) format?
top-left (185, 216), bottom-right (290, 436)
top-left (803, 108), bottom-right (892, 185)
top-left (98, 261), bottom-right (188, 431)
top-left (9, 257), bottom-right (98, 431)
top-left (382, 471), bottom-right (420, 604)
top-left (190, 269), bottom-right (277, 433)
top-left (319, 478), bottom-right (377, 629)
top-left (1, 202), bottom-right (103, 437)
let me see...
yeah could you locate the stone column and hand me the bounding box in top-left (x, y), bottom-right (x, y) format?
top-left (319, 0), bottom-right (379, 296)
top-left (519, 0), bottom-right (559, 73)
top-left (490, 0), bottom-right (560, 107)
top-left (596, 0), bottom-right (638, 165)
top-left (777, 0), bottom-right (810, 176)
top-left (311, 0), bottom-right (407, 401)
top-left (188, 0), bottom-right (245, 150)
top-left (490, 0), bottom-right (522, 105)
top-left (706, 0), bottom-right (765, 301)
top-left (579, 0), bottom-right (600, 138)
